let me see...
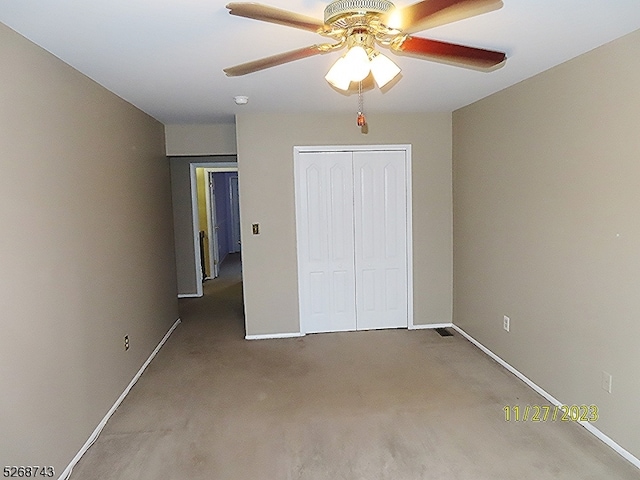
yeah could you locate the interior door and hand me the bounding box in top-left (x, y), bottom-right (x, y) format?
top-left (353, 150), bottom-right (408, 330)
top-left (229, 176), bottom-right (241, 253)
top-left (207, 172), bottom-right (220, 278)
top-left (296, 151), bottom-right (357, 333)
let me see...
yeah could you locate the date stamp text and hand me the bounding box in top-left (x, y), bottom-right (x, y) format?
top-left (504, 404), bottom-right (598, 422)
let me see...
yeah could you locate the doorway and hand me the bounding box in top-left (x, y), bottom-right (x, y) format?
top-left (190, 163), bottom-right (239, 295)
top-left (294, 145), bottom-right (413, 334)
top-left (202, 171), bottom-right (241, 279)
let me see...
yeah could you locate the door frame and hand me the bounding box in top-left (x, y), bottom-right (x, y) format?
top-left (189, 162), bottom-right (238, 297)
top-left (205, 171), bottom-right (220, 279)
top-left (228, 175), bottom-right (241, 253)
top-left (293, 144), bottom-right (414, 332)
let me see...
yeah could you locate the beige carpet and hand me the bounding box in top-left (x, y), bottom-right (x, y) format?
top-left (70, 254), bottom-right (639, 479)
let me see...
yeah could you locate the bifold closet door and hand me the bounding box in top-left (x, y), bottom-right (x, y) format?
top-left (353, 150), bottom-right (408, 330)
top-left (296, 149), bottom-right (408, 333)
top-left (296, 151), bottom-right (357, 333)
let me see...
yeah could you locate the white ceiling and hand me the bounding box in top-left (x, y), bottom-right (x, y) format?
top-left (1, 1), bottom-right (639, 124)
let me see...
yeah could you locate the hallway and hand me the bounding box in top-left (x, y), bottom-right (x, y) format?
top-left (70, 254), bottom-right (639, 479)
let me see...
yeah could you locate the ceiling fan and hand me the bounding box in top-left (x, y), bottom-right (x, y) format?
top-left (223, 0), bottom-right (507, 92)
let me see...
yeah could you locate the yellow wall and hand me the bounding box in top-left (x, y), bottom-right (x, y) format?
top-left (196, 168), bottom-right (211, 277)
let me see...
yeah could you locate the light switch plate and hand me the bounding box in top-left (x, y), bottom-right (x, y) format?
top-left (602, 371), bottom-right (612, 393)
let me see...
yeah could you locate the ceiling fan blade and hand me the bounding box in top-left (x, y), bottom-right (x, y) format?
top-left (392, 36), bottom-right (505, 70)
top-left (226, 3), bottom-right (327, 33)
top-left (383, 0), bottom-right (503, 34)
top-left (224, 45), bottom-right (327, 76)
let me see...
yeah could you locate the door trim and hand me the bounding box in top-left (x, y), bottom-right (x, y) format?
top-left (229, 175), bottom-right (241, 253)
top-left (205, 171), bottom-right (220, 279)
top-left (189, 162), bottom-right (237, 297)
top-left (293, 144), bottom-right (414, 333)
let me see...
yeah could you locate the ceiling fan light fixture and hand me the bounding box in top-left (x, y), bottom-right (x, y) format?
top-left (384, 9), bottom-right (402, 30)
top-left (343, 45), bottom-right (370, 82)
top-left (224, 1), bottom-right (507, 84)
top-left (369, 52), bottom-right (401, 88)
top-left (325, 57), bottom-right (352, 90)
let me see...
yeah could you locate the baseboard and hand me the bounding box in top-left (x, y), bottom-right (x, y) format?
top-left (246, 325), bottom-right (455, 338)
top-left (409, 322), bottom-right (453, 330)
top-left (178, 293), bottom-right (200, 298)
top-left (245, 332), bottom-right (305, 340)
top-left (58, 318), bottom-right (182, 480)
top-left (451, 324), bottom-right (640, 471)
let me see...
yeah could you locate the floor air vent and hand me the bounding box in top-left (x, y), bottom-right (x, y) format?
top-left (435, 328), bottom-right (453, 337)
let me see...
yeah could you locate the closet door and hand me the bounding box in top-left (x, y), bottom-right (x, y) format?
top-left (353, 150), bottom-right (408, 330)
top-left (296, 152), bottom-right (357, 333)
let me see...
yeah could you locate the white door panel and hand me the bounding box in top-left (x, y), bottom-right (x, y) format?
top-left (354, 150), bottom-right (408, 330)
top-left (296, 152), bottom-right (357, 333)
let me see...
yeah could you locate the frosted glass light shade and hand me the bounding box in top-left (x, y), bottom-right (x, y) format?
top-left (326, 47), bottom-right (400, 91)
top-left (343, 45), bottom-right (370, 82)
top-left (325, 57), bottom-right (351, 90)
top-left (370, 52), bottom-right (401, 88)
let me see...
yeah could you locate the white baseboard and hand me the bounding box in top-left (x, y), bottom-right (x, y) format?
top-left (246, 325), bottom-right (455, 338)
top-left (409, 322), bottom-right (453, 330)
top-left (178, 293), bottom-right (200, 298)
top-left (58, 318), bottom-right (182, 480)
top-left (245, 332), bottom-right (305, 340)
top-left (451, 324), bottom-right (640, 471)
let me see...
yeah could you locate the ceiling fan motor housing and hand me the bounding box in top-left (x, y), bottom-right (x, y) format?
top-left (324, 0), bottom-right (395, 25)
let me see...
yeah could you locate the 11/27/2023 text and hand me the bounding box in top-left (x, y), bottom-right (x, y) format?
top-left (504, 404), bottom-right (598, 422)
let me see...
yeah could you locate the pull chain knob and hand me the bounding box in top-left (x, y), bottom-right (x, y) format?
top-left (356, 81), bottom-right (366, 127)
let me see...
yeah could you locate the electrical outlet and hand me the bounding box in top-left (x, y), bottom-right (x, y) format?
top-left (601, 371), bottom-right (612, 393)
top-left (252, 223), bottom-right (260, 235)
top-left (503, 315), bottom-right (510, 332)
top-left (124, 335), bottom-right (130, 351)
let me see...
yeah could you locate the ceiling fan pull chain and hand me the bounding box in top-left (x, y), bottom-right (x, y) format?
top-left (357, 81), bottom-right (366, 126)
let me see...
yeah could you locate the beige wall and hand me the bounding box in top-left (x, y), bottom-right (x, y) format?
top-left (236, 112), bottom-right (452, 336)
top-left (165, 124), bottom-right (237, 156)
top-left (453, 29), bottom-right (640, 459)
top-left (0, 23), bottom-right (178, 472)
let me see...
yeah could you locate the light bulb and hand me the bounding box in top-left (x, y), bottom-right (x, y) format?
top-left (385, 10), bottom-right (403, 30)
top-left (370, 52), bottom-right (401, 88)
top-left (325, 57), bottom-right (351, 91)
top-left (344, 45), bottom-right (370, 82)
